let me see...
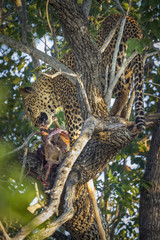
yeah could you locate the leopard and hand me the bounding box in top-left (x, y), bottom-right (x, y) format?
top-left (20, 14), bottom-right (145, 146)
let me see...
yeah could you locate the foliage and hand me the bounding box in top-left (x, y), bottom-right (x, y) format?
top-left (0, 0), bottom-right (159, 239)
top-left (0, 143), bottom-right (45, 237)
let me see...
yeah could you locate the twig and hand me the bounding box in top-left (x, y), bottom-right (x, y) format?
top-left (46, 0), bottom-right (53, 36)
top-left (104, 65), bottom-right (109, 95)
top-left (143, 51), bottom-right (160, 66)
top-left (14, 0), bottom-right (27, 43)
top-left (6, 131), bottom-right (39, 155)
top-left (127, 0), bottom-right (132, 15)
top-left (0, 221), bottom-right (11, 240)
top-left (44, 34), bottom-right (47, 55)
top-left (144, 81), bottom-right (160, 88)
top-left (34, 182), bottom-right (45, 209)
top-left (106, 199), bottom-right (110, 222)
top-left (19, 147), bottom-right (28, 183)
top-left (98, 191), bottom-right (104, 209)
top-left (125, 88), bottom-right (135, 120)
top-left (41, 71), bottom-right (77, 79)
top-left (144, 92), bottom-right (160, 100)
top-left (38, 37), bottom-right (52, 52)
top-left (35, 182), bottom-right (41, 203)
top-left (109, 203), bottom-right (120, 239)
top-left (87, 180), bottom-right (106, 240)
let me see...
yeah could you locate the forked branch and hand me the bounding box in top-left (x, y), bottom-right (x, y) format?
top-left (104, 49), bottom-right (138, 108)
top-left (29, 182), bottom-right (76, 240)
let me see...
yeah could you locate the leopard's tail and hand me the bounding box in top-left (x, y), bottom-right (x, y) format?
top-left (134, 53), bottom-right (145, 130)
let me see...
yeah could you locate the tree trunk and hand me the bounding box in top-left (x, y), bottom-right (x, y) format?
top-left (139, 99), bottom-right (160, 240)
top-left (50, 0), bottom-right (108, 120)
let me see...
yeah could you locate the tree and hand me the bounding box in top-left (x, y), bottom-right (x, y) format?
top-left (0, 0), bottom-right (160, 239)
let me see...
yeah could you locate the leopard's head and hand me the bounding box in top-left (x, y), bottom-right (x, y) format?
top-left (19, 87), bottom-right (56, 128)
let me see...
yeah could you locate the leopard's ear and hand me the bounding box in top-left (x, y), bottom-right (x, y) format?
top-left (19, 87), bottom-right (35, 98)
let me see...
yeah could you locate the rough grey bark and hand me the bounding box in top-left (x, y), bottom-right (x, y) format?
top-left (49, 0), bottom-right (108, 120)
top-left (139, 99), bottom-right (160, 240)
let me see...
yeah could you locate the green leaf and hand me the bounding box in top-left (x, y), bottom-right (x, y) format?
top-left (126, 38), bottom-right (138, 56)
top-left (126, 38), bottom-right (144, 56)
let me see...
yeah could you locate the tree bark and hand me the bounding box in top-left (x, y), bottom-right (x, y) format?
top-left (139, 99), bottom-right (160, 240)
top-left (49, 0), bottom-right (108, 120)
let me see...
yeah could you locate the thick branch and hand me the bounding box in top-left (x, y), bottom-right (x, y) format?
top-left (0, 34), bottom-right (77, 85)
